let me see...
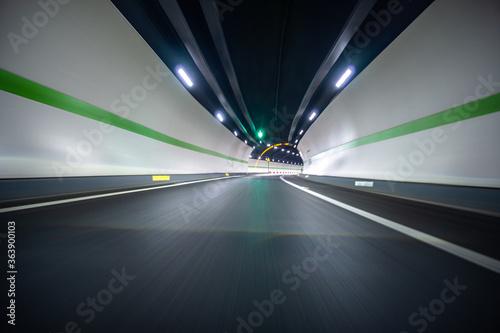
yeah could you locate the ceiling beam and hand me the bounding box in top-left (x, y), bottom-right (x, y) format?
top-left (287, 0), bottom-right (377, 142)
top-left (199, 0), bottom-right (257, 136)
top-left (158, 0), bottom-right (255, 143)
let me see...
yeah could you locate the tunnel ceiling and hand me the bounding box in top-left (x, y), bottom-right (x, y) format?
top-left (110, 0), bottom-right (434, 162)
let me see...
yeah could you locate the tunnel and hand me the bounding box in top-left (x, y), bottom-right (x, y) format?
top-left (1, 0), bottom-right (499, 332)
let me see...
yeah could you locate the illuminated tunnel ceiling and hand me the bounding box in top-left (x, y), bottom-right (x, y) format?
top-left (111, 0), bottom-right (434, 164)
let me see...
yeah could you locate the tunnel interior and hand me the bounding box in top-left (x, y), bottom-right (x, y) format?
top-left (0, 0), bottom-right (499, 332)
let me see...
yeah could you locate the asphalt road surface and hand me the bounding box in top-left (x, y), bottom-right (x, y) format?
top-left (1, 175), bottom-right (499, 332)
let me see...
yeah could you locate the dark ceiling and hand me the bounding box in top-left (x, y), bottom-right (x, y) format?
top-left (110, 0), bottom-right (434, 164)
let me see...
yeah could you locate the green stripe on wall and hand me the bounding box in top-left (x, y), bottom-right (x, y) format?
top-left (0, 68), bottom-right (248, 164)
top-left (307, 92), bottom-right (500, 162)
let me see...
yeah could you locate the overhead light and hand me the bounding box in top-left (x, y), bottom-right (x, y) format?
top-left (309, 112), bottom-right (317, 121)
top-left (267, 143), bottom-right (270, 147)
top-left (216, 112), bottom-right (224, 122)
top-left (335, 68), bottom-right (353, 88)
top-left (299, 130), bottom-right (303, 135)
top-left (177, 68), bottom-right (193, 87)
top-left (287, 150), bottom-right (290, 153)
top-left (245, 140), bottom-right (247, 144)
top-left (274, 146), bottom-right (277, 149)
top-left (253, 146), bottom-right (255, 149)
top-left (258, 156), bottom-right (261, 160)
top-left (234, 131), bottom-right (238, 136)
top-left (281, 149), bottom-right (284, 151)
top-left (295, 139), bottom-right (298, 143)
top-left (294, 145), bottom-right (296, 148)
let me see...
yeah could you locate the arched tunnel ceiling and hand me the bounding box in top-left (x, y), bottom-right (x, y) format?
top-left (110, 0), bottom-right (434, 163)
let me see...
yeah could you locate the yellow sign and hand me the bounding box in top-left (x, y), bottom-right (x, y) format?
top-left (152, 175), bottom-right (170, 181)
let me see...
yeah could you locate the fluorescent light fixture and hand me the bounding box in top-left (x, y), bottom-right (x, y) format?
top-left (253, 146), bottom-right (255, 149)
top-left (267, 143), bottom-right (270, 147)
top-left (309, 112), bottom-right (317, 121)
top-left (295, 139), bottom-right (298, 143)
top-left (294, 145), bottom-right (296, 148)
top-left (299, 130), bottom-right (303, 135)
top-left (234, 131), bottom-right (238, 136)
top-left (216, 112), bottom-right (224, 122)
top-left (274, 146), bottom-right (277, 149)
top-left (335, 68), bottom-right (353, 88)
top-left (177, 68), bottom-right (193, 87)
top-left (287, 150), bottom-right (290, 153)
top-left (282, 149), bottom-right (284, 151)
top-left (244, 140), bottom-right (247, 144)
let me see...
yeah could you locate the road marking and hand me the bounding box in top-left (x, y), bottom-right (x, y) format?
top-left (0, 176), bottom-right (241, 214)
top-left (280, 176), bottom-right (500, 275)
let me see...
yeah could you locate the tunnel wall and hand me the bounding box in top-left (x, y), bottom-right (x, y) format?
top-left (248, 159), bottom-right (301, 174)
top-left (299, 0), bottom-right (500, 188)
top-left (0, 0), bottom-right (252, 179)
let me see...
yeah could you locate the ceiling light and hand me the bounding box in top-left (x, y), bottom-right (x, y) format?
top-left (335, 68), bottom-right (353, 88)
top-left (245, 140), bottom-right (247, 144)
top-left (287, 150), bottom-right (290, 153)
top-left (299, 130), bottom-right (303, 135)
top-left (281, 149), bottom-right (284, 151)
top-left (234, 131), bottom-right (238, 136)
top-left (267, 143), bottom-right (270, 147)
top-left (177, 68), bottom-right (193, 87)
top-left (216, 112), bottom-right (224, 122)
top-left (309, 112), bottom-right (317, 121)
top-left (274, 146), bottom-right (277, 149)
top-left (294, 145), bottom-right (296, 148)
top-left (295, 139), bottom-right (298, 143)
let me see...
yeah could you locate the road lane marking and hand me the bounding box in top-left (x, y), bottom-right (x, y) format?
top-left (0, 176), bottom-right (242, 214)
top-left (280, 176), bottom-right (500, 275)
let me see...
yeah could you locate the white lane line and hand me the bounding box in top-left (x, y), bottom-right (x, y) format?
top-left (0, 176), bottom-right (242, 214)
top-left (280, 176), bottom-right (500, 275)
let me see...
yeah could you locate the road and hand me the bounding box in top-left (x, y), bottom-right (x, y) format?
top-left (1, 175), bottom-right (499, 332)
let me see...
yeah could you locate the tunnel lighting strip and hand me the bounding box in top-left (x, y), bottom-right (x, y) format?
top-left (0, 176), bottom-right (243, 214)
top-left (177, 68), bottom-right (193, 87)
top-left (280, 177), bottom-right (500, 275)
top-left (0, 68), bottom-right (248, 165)
top-left (216, 112), bottom-right (224, 122)
top-left (335, 68), bottom-right (353, 88)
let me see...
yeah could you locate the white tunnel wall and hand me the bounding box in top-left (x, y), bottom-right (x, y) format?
top-left (299, 0), bottom-right (500, 188)
top-left (0, 0), bottom-right (252, 178)
top-left (247, 159), bottom-right (302, 174)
